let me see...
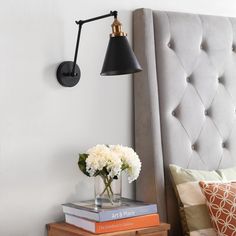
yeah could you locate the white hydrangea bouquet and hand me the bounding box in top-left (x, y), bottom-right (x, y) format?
top-left (78, 144), bottom-right (141, 207)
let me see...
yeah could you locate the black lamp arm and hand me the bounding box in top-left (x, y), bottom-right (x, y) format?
top-left (71, 11), bottom-right (118, 76)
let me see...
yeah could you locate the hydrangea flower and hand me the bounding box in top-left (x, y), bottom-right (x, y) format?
top-left (79, 144), bottom-right (141, 182)
top-left (78, 144), bottom-right (141, 205)
top-left (86, 144), bottom-right (122, 178)
top-left (110, 145), bottom-right (141, 183)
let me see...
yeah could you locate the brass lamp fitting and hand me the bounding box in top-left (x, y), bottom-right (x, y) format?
top-left (110, 19), bottom-right (127, 37)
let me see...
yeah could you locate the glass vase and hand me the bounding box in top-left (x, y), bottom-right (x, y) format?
top-left (94, 175), bottom-right (122, 208)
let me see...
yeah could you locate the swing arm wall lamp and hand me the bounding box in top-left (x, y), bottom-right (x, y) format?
top-left (56, 10), bottom-right (142, 87)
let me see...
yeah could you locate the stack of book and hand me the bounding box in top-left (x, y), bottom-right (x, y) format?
top-left (62, 198), bottom-right (159, 234)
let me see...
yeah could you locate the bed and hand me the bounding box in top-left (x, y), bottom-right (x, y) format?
top-left (133, 8), bottom-right (236, 235)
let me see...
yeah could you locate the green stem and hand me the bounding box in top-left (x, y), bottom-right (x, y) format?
top-left (100, 177), bottom-right (109, 195)
top-left (100, 176), bottom-right (114, 205)
top-left (107, 178), bottom-right (113, 195)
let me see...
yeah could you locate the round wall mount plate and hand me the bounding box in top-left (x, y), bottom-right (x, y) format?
top-left (56, 61), bottom-right (81, 87)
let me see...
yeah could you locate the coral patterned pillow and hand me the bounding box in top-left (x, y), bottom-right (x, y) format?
top-left (199, 181), bottom-right (236, 236)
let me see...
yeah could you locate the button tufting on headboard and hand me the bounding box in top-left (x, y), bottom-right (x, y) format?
top-left (218, 76), bottom-right (223, 83)
top-left (168, 41), bottom-right (174, 49)
top-left (186, 76), bottom-right (191, 83)
top-left (191, 144), bottom-right (196, 150)
top-left (134, 8), bottom-right (236, 235)
top-left (200, 42), bottom-right (207, 51)
top-left (222, 142), bottom-right (227, 148)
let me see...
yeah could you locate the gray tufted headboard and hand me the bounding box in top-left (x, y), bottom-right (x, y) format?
top-left (133, 8), bottom-right (236, 235)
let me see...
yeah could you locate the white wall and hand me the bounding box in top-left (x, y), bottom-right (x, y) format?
top-left (1, 0), bottom-right (236, 235)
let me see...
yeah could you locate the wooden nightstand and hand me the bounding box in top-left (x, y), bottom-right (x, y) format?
top-left (47, 222), bottom-right (170, 236)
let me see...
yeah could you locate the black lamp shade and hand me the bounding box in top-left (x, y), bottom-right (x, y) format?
top-left (101, 36), bottom-right (142, 76)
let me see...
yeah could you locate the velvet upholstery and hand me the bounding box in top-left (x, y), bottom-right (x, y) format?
top-left (133, 8), bottom-right (236, 235)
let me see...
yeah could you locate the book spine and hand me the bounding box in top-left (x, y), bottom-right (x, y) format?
top-left (62, 206), bottom-right (98, 221)
top-left (99, 204), bottom-right (157, 221)
top-left (96, 213), bottom-right (160, 234)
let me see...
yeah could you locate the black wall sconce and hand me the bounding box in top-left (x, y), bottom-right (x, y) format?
top-left (56, 11), bottom-right (142, 87)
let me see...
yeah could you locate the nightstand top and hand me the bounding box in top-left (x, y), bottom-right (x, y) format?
top-left (47, 222), bottom-right (170, 236)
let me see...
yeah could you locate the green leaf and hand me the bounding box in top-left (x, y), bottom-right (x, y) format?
top-left (100, 167), bottom-right (109, 176)
top-left (78, 154), bottom-right (90, 177)
top-left (121, 163), bottom-right (129, 171)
